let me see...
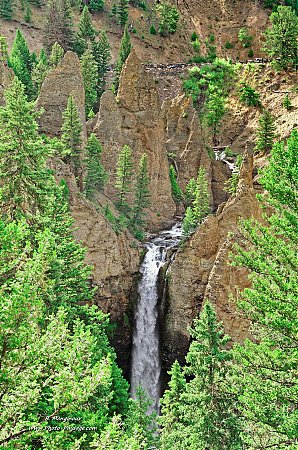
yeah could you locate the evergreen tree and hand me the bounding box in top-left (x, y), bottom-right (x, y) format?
top-left (61, 95), bottom-right (83, 179)
top-left (49, 41), bottom-right (65, 67)
top-left (0, 0), bottom-right (13, 20)
top-left (117, 0), bottom-right (129, 27)
top-left (238, 83), bottom-right (261, 107)
top-left (204, 92), bottom-right (225, 143)
top-left (183, 167), bottom-right (209, 236)
top-left (185, 177), bottom-right (196, 206)
top-left (43, 0), bottom-right (74, 52)
top-left (80, 48), bottom-right (98, 115)
top-left (9, 29), bottom-right (34, 98)
top-left (231, 129), bottom-right (298, 448)
top-left (283, 93), bottom-right (292, 110)
top-left (264, 5), bottom-right (298, 69)
top-left (160, 302), bottom-right (243, 450)
top-left (255, 109), bottom-right (276, 154)
top-left (115, 144), bottom-right (133, 214)
top-left (0, 78), bottom-right (53, 222)
top-left (130, 153), bottom-right (150, 235)
top-left (84, 133), bottom-right (108, 199)
top-left (157, 2), bottom-right (180, 36)
top-left (169, 164), bottom-right (183, 202)
top-left (89, 0), bottom-right (104, 11)
top-left (114, 25), bottom-right (131, 92)
top-left (75, 5), bottom-right (97, 55)
top-left (92, 30), bottom-right (111, 99)
top-left (31, 48), bottom-right (49, 96)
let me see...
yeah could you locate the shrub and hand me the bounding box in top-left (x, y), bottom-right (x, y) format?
top-left (238, 83), bottom-right (261, 107)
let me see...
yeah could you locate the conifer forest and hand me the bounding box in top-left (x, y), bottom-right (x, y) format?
top-left (0, 0), bottom-right (297, 448)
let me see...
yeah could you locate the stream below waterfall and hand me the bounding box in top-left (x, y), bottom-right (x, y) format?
top-left (130, 223), bottom-right (183, 413)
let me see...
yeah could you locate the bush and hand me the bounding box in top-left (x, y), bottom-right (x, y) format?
top-left (224, 41), bottom-right (234, 49)
top-left (238, 28), bottom-right (253, 48)
top-left (150, 24), bottom-right (157, 34)
top-left (191, 31), bottom-right (198, 41)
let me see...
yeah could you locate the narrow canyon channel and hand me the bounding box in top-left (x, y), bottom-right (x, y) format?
top-left (130, 223), bottom-right (182, 413)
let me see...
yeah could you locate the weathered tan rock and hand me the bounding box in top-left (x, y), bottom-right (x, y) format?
top-left (36, 52), bottom-right (87, 144)
top-left (162, 150), bottom-right (261, 368)
top-left (94, 50), bottom-right (176, 230)
top-left (50, 157), bottom-right (140, 372)
top-left (0, 63), bottom-right (14, 106)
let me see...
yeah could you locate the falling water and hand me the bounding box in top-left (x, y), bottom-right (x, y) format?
top-left (130, 223), bottom-right (182, 413)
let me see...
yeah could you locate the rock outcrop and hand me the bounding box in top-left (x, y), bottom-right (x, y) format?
top-left (50, 158), bottom-right (140, 373)
top-left (37, 52), bottom-right (87, 144)
top-left (162, 150), bottom-right (261, 369)
top-left (94, 49), bottom-right (176, 230)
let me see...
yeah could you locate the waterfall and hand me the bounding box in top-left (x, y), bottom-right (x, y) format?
top-left (130, 223), bottom-right (182, 413)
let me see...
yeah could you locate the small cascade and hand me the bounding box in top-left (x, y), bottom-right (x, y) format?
top-left (130, 223), bottom-right (182, 413)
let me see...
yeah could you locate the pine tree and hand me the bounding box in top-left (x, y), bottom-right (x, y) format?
top-left (255, 109), bottom-right (276, 154)
top-left (130, 153), bottom-right (150, 235)
top-left (231, 129), bottom-right (298, 448)
top-left (157, 2), bottom-right (180, 36)
top-left (204, 92), bottom-right (225, 143)
top-left (84, 133), bottom-right (108, 199)
top-left (159, 361), bottom-right (186, 436)
top-left (185, 177), bottom-right (196, 206)
top-left (80, 48), bottom-right (98, 115)
top-left (49, 41), bottom-right (65, 67)
top-left (117, 0), bottom-right (129, 27)
top-left (75, 5), bottom-right (97, 55)
top-left (0, 0), bottom-right (13, 20)
top-left (264, 5), bottom-right (298, 69)
top-left (169, 164), bottom-right (183, 203)
top-left (183, 167), bottom-right (209, 236)
top-left (0, 78), bottom-right (54, 222)
top-left (61, 95), bottom-right (83, 179)
top-left (31, 48), bottom-right (49, 96)
top-left (89, 0), bottom-right (104, 11)
top-left (92, 30), bottom-right (111, 99)
top-left (114, 25), bottom-right (131, 92)
top-left (43, 0), bottom-right (74, 52)
top-left (9, 29), bottom-right (34, 98)
top-left (115, 144), bottom-right (133, 214)
top-left (283, 93), bottom-right (292, 110)
top-left (159, 302), bottom-right (242, 450)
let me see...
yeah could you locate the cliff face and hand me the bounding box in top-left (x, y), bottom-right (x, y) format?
top-left (162, 150), bottom-right (262, 368)
top-left (50, 158), bottom-right (140, 372)
top-left (94, 50), bottom-right (176, 230)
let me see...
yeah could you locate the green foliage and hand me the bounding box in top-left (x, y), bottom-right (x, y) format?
top-left (92, 30), bottom-right (111, 100)
top-left (263, 5), bottom-right (298, 69)
top-left (203, 93), bottom-right (225, 143)
top-left (49, 41), bottom-right (65, 67)
top-left (9, 29), bottom-right (34, 98)
top-left (31, 48), bottom-right (49, 96)
top-left (230, 129), bottom-right (298, 448)
top-left (205, 33), bottom-right (217, 61)
top-left (191, 31), bottom-right (198, 41)
top-left (169, 164), bottom-right (183, 203)
top-left (103, 204), bottom-right (127, 234)
top-left (117, 0), bottom-right (129, 26)
top-left (150, 24), bottom-right (157, 34)
top-left (238, 83), bottom-right (261, 107)
top-left (0, 35), bottom-right (8, 63)
top-left (224, 154), bottom-right (243, 195)
top-left (24, 3), bottom-right (32, 22)
top-left (224, 40), bottom-right (234, 49)
top-left (0, 78), bottom-right (52, 223)
top-left (89, 0), bottom-right (105, 12)
top-left (255, 109), bottom-right (276, 153)
top-left (115, 144), bottom-right (133, 214)
top-left (0, 0), bottom-right (13, 20)
top-left (61, 95), bottom-right (82, 178)
top-left (75, 5), bottom-right (97, 55)
top-left (84, 133), bottom-right (108, 200)
top-left (192, 37), bottom-right (201, 53)
top-left (114, 25), bottom-right (131, 92)
top-left (185, 177), bottom-right (197, 206)
top-left (182, 167), bottom-right (210, 236)
top-left (80, 48), bottom-right (98, 115)
top-left (157, 2), bottom-right (180, 36)
top-left (238, 27), bottom-right (253, 48)
top-left (283, 93), bottom-right (292, 110)
top-left (43, 0), bottom-right (75, 52)
top-left (160, 302), bottom-right (242, 450)
top-left (130, 153), bottom-right (150, 237)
